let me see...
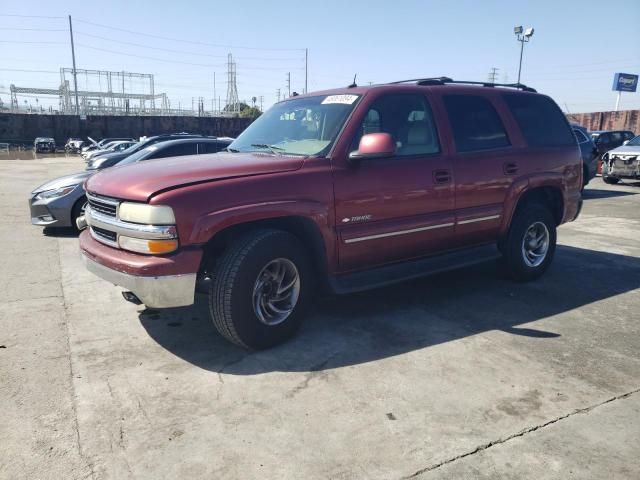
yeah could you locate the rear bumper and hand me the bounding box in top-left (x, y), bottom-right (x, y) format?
top-left (79, 230), bottom-right (202, 308)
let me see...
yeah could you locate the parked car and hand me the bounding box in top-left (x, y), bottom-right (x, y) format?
top-left (82, 140), bottom-right (138, 160)
top-left (81, 137), bottom-right (135, 154)
top-left (84, 133), bottom-right (222, 168)
top-left (29, 137), bottom-right (232, 230)
top-left (591, 130), bottom-right (636, 174)
top-left (601, 135), bottom-right (640, 184)
top-left (65, 137), bottom-right (85, 153)
top-left (34, 137), bottom-right (56, 153)
top-left (571, 124), bottom-right (598, 189)
top-left (77, 78), bottom-right (582, 350)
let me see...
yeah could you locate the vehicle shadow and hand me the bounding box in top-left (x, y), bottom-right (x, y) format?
top-left (43, 227), bottom-right (79, 238)
top-left (582, 188), bottom-right (638, 200)
top-left (139, 245), bottom-right (640, 375)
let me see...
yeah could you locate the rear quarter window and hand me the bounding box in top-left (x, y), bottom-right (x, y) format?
top-left (503, 94), bottom-right (575, 147)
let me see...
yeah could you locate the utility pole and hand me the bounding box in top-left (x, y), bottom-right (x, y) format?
top-left (286, 72), bottom-right (291, 98)
top-left (67, 15), bottom-right (80, 116)
top-left (213, 72), bottom-right (216, 114)
top-left (488, 67), bottom-right (499, 84)
top-left (259, 95), bottom-right (264, 112)
top-left (277, 88), bottom-right (281, 102)
top-left (305, 48), bottom-right (308, 94)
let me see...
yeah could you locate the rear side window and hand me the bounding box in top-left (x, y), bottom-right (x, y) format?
top-left (443, 95), bottom-right (510, 152)
top-left (503, 94), bottom-right (575, 147)
top-left (148, 143), bottom-right (197, 159)
top-left (198, 142), bottom-right (221, 154)
top-left (573, 128), bottom-right (589, 144)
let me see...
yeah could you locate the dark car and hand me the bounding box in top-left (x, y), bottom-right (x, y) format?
top-left (591, 130), bottom-right (636, 173)
top-left (85, 134), bottom-right (232, 169)
top-left (571, 124), bottom-right (598, 189)
top-left (34, 137), bottom-right (56, 153)
top-left (30, 137), bottom-right (232, 230)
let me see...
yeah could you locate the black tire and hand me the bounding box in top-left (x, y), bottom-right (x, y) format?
top-left (603, 176), bottom-right (620, 185)
top-left (500, 204), bottom-right (556, 282)
top-left (208, 229), bottom-right (313, 350)
top-left (71, 196), bottom-right (87, 231)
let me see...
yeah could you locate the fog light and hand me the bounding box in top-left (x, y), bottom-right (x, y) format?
top-left (40, 215), bottom-right (54, 222)
top-left (118, 235), bottom-right (178, 254)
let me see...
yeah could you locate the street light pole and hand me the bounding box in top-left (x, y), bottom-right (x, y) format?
top-left (514, 26), bottom-right (534, 85)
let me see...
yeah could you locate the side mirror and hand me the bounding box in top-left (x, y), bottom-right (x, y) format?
top-left (349, 133), bottom-right (395, 162)
top-left (623, 140), bottom-right (629, 146)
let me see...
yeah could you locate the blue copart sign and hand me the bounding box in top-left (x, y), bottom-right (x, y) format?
top-left (612, 73), bottom-right (638, 92)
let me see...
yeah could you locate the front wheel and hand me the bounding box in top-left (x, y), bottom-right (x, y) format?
top-left (500, 204), bottom-right (556, 282)
top-left (71, 197), bottom-right (87, 231)
top-left (208, 229), bottom-right (313, 349)
top-left (603, 176), bottom-right (620, 185)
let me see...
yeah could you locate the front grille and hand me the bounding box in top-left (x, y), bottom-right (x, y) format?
top-left (88, 196), bottom-right (117, 217)
top-left (91, 226), bottom-right (117, 243)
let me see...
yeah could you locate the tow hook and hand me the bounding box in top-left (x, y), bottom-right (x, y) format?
top-left (76, 215), bottom-right (87, 230)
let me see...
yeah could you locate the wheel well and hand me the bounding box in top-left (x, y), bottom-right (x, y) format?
top-left (514, 187), bottom-right (563, 225)
top-left (201, 216), bottom-right (329, 283)
top-left (70, 195), bottom-right (87, 224)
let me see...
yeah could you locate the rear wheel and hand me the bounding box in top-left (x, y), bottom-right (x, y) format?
top-left (208, 229), bottom-right (313, 349)
top-left (500, 204), bottom-right (556, 282)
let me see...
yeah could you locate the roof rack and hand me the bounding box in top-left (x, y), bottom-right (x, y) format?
top-left (389, 77), bottom-right (537, 93)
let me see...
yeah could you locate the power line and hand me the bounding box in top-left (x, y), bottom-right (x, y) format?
top-left (1, 28), bottom-right (66, 31)
top-left (0, 40), bottom-right (65, 44)
top-left (74, 18), bottom-right (305, 52)
top-left (74, 31), bottom-right (304, 63)
top-left (0, 68), bottom-right (59, 73)
top-left (0, 14), bottom-right (65, 19)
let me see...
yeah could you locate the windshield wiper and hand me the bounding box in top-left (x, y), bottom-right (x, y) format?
top-left (224, 147), bottom-right (240, 153)
top-left (250, 143), bottom-right (285, 155)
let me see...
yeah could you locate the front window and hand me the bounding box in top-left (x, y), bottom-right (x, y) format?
top-left (228, 94), bottom-right (360, 156)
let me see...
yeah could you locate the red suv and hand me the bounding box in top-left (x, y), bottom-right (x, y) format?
top-left (78, 78), bottom-right (582, 349)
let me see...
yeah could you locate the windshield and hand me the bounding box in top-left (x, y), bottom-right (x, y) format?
top-left (229, 94), bottom-right (360, 156)
top-left (627, 135), bottom-right (640, 146)
top-left (116, 145), bottom-right (157, 166)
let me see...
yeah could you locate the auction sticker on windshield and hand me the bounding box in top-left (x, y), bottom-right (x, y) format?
top-left (322, 94), bottom-right (359, 105)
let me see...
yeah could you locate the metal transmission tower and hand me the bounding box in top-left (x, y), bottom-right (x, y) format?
top-left (286, 72), bottom-right (291, 98)
top-left (488, 67), bottom-right (499, 83)
top-left (225, 53), bottom-right (239, 114)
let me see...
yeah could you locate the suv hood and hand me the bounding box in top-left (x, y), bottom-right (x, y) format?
top-left (86, 152), bottom-right (306, 202)
top-left (32, 171), bottom-right (93, 194)
top-left (608, 145), bottom-right (640, 156)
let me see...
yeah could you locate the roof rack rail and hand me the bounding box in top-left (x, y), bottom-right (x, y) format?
top-left (389, 77), bottom-right (536, 93)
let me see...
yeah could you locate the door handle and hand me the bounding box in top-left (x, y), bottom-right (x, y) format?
top-left (503, 162), bottom-right (518, 175)
top-left (433, 170), bottom-right (451, 184)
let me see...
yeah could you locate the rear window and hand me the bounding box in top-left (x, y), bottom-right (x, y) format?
top-left (503, 94), bottom-right (575, 147)
top-left (443, 95), bottom-right (510, 152)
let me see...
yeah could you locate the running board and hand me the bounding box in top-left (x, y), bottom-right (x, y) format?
top-left (329, 244), bottom-right (501, 294)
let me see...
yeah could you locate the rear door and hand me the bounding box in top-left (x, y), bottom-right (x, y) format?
top-left (146, 142), bottom-right (198, 160)
top-left (440, 93), bottom-right (518, 246)
top-left (332, 92), bottom-right (455, 272)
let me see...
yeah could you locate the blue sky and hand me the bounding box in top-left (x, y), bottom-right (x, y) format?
top-left (1, 0), bottom-right (639, 113)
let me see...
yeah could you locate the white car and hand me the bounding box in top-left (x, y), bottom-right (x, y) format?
top-left (81, 141), bottom-right (137, 160)
top-left (602, 135), bottom-right (640, 184)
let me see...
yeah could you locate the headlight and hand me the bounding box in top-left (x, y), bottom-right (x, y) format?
top-left (118, 202), bottom-right (176, 225)
top-left (35, 185), bottom-right (76, 201)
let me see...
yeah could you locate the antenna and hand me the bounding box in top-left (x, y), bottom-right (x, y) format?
top-left (348, 74), bottom-right (357, 88)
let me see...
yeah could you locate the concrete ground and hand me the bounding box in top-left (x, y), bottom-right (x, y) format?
top-left (1, 156), bottom-right (639, 480)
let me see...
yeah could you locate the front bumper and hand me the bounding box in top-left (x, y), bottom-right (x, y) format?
top-left (79, 230), bottom-right (202, 308)
top-left (29, 190), bottom-right (79, 227)
top-left (82, 253), bottom-right (197, 308)
top-left (605, 156), bottom-right (640, 179)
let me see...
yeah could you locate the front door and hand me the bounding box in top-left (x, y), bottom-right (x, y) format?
top-left (332, 92), bottom-right (455, 272)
